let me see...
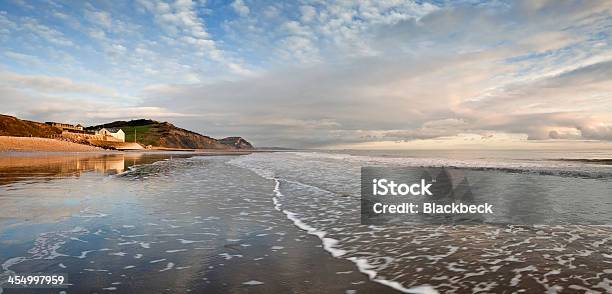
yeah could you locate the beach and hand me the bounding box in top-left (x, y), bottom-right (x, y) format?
top-left (0, 136), bottom-right (103, 152)
top-left (0, 150), bottom-right (611, 293)
top-left (0, 152), bottom-right (394, 293)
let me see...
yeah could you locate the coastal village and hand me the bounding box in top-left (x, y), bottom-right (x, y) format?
top-left (46, 121), bottom-right (141, 150)
top-left (47, 122), bottom-right (126, 142)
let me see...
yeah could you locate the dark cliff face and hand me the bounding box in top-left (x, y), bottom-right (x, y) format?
top-left (219, 137), bottom-right (255, 149)
top-left (155, 122), bottom-right (224, 149)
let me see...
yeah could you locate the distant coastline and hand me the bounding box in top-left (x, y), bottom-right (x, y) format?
top-left (0, 114), bottom-right (255, 152)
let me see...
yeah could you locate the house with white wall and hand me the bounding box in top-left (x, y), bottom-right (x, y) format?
top-left (95, 128), bottom-right (125, 142)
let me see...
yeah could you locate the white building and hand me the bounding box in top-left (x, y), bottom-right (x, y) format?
top-left (96, 128), bottom-right (125, 142)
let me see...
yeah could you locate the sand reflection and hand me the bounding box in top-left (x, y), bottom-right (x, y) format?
top-left (0, 152), bottom-right (196, 185)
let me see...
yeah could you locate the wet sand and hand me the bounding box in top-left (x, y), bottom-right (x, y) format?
top-left (0, 154), bottom-right (396, 293)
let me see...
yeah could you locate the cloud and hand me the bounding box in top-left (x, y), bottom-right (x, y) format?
top-left (135, 0), bottom-right (251, 75)
top-left (0, 84), bottom-right (191, 126)
top-left (138, 0), bottom-right (612, 148)
top-left (3, 51), bottom-right (42, 65)
top-left (460, 60), bottom-right (612, 140)
top-left (86, 9), bottom-right (112, 29)
top-left (579, 125), bottom-right (612, 140)
top-left (0, 11), bottom-right (16, 33)
top-left (0, 71), bottom-right (118, 97)
top-left (133, 0), bottom-right (252, 76)
top-left (0, 0), bottom-right (610, 147)
top-left (220, 0), bottom-right (438, 64)
top-left (384, 119), bottom-right (469, 140)
top-left (139, 53), bottom-right (498, 146)
top-left (231, 0), bottom-right (250, 17)
top-left (21, 17), bottom-right (74, 46)
top-left (299, 5), bottom-right (316, 23)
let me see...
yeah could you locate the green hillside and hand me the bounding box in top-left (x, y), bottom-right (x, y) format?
top-left (120, 125), bottom-right (153, 145)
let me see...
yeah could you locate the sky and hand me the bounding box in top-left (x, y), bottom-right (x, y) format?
top-left (0, 0), bottom-right (611, 148)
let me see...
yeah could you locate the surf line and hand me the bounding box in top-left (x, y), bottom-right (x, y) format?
top-left (271, 178), bottom-right (437, 294)
top-left (272, 179), bottom-right (282, 211)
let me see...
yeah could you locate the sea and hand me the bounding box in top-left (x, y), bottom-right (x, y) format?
top-left (0, 149), bottom-right (611, 293)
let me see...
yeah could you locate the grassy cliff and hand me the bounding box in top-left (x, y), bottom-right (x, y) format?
top-left (121, 125), bottom-right (153, 144)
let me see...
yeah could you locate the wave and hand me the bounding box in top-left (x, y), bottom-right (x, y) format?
top-left (556, 158), bottom-right (612, 165)
top-left (229, 156), bottom-right (439, 293)
top-left (229, 152), bottom-right (612, 293)
top-left (290, 151), bottom-right (612, 179)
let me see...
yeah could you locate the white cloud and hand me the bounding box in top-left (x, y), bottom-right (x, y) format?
top-left (3, 51), bottom-right (41, 65)
top-left (136, 0), bottom-right (250, 75)
top-left (221, 0), bottom-right (439, 64)
top-left (263, 5), bottom-right (280, 19)
top-left (0, 84), bottom-right (192, 127)
top-left (21, 17), bottom-right (74, 46)
top-left (0, 11), bottom-right (16, 31)
top-left (137, 0), bottom-right (210, 40)
top-left (0, 71), bottom-right (118, 97)
top-left (86, 9), bottom-right (112, 29)
top-left (140, 41), bottom-right (612, 147)
top-left (52, 11), bottom-right (69, 20)
top-left (231, 0), bottom-right (250, 17)
top-left (299, 5), bottom-right (316, 23)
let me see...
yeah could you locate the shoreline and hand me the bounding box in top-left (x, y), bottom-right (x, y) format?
top-left (0, 136), bottom-right (258, 155)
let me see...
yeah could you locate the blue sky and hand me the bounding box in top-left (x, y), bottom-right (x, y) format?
top-left (0, 0), bottom-right (611, 148)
